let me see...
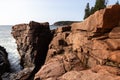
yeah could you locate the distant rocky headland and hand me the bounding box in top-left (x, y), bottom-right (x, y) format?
top-left (1, 5), bottom-right (120, 80)
top-left (53, 21), bottom-right (81, 26)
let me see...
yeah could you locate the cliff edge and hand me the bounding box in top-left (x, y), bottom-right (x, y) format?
top-left (11, 5), bottom-right (120, 80)
top-left (34, 5), bottom-right (120, 80)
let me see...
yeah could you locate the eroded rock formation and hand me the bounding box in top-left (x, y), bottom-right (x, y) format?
top-left (11, 5), bottom-right (120, 80)
top-left (34, 5), bottom-right (120, 80)
top-left (11, 21), bottom-right (53, 79)
top-left (71, 5), bottom-right (120, 32)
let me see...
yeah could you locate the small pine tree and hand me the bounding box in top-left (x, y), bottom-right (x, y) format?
top-left (84, 3), bottom-right (90, 19)
top-left (90, 7), bottom-right (95, 15)
top-left (116, 0), bottom-right (119, 5)
top-left (84, 0), bottom-right (107, 19)
top-left (91, 0), bottom-right (107, 14)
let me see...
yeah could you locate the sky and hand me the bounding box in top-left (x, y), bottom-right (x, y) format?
top-left (0, 0), bottom-right (119, 25)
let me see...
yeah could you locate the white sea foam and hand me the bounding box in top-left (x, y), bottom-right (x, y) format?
top-left (0, 26), bottom-right (22, 72)
top-left (0, 25), bottom-right (57, 72)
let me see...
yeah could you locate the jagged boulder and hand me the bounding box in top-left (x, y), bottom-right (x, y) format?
top-left (0, 46), bottom-right (10, 75)
top-left (12, 21), bottom-right (53, 68)
top-left (10, 67), bottom-right (33, 80)
top-left (11, 21), bottom-right (53, 79)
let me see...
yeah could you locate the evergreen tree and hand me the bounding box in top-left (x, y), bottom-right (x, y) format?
top-left (91, 0), bottom-right (107, 14)
top-left (116, 0), bottom-right (119, 5)
top-left (84, 0), bottom-right (107, 19)
top-left (84, 3), bottom-right (90, 19)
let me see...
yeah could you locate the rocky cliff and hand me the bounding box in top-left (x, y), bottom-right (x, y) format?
top-left (11, 21), bottom-right (53, 79)
top-left (34, 5), bottom-right (120, 80)
top-left (11, 5), bottom-right (120, 80)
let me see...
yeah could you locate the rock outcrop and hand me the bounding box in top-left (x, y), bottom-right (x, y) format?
top-left (11, 21), bottom-right (53, 79)
top-left (9, 67), bottom-right (33, 80)
top-left (71, 5), bottom-right (120, 32)
top-left (0, 46), bottom-right (10, 75)
top-left (34, 5), bottom-right (120, 80)
top-left (10, 4), bottom-right (120, 80)
top-left (59, 65), bottom-right (120, 80)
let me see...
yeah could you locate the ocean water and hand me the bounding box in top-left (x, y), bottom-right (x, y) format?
top-left (50, 25), bottom-right (57, 30)
top-left (0, 25), bottom-right (57, 73)
top-left (0, 25), bottom-right (22, 72)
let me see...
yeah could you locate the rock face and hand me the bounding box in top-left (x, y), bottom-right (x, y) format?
top-left (34, 5), bottom-right (120, 80)
top-left (11, 21), bottom-right (53, 79)
top-left (59, 65), bottom-right (120, 80)
top-left (0, 46), bottom-right (10, 75)
top-left (9, 67), bottom-right (34, 80)
top-left (71, 5), bottom-right (120, 32)
top-left (10, 5), bottom-right (120, 80)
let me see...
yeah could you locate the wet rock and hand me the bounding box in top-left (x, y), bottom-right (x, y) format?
top-left (10, 67), bottom-right (33, 80)
top-left (0, 46), bottom-right (10, 75)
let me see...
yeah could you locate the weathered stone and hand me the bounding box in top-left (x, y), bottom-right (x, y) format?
top-left (91, 40), bottom-right (110, 59)
top-left (34, 5), bottom-right (120, 80)
top-left (106, 39), bottom-right (120, 50)
top-left (109, 27), bottom-right (120, 39)
top-left (59, 65), bottom-right (120, 80)
top-left (49, 32), bottom-right (69, 49)
top-left (71, 5), bottom-right (120, 32)
top-left (108, 51), bottom-right (120, 63)
top-left (63, 52), bottom-right (84, 71)
top-left (91, 65), bottom-right (120, 75)
top-left (45, 49), bottom-right (57, 62)
top-left (10, 5), bottom-right (120, 80)
top-left (12, 21), bottom-right (52, 68)
top-left (34, 57), bottom-right (65, 80)
top-left (10, 68), bottom-right (33, 80)
top-left (56, 26), bottom-right (71, 33)
top-left (92, 40), bottom-right (109, 50)
top-left (11, 21), bottom-right (53, 79)
top-left (66, 32), bottom-right (89, 51)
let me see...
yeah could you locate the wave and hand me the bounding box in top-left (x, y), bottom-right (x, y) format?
top-left (0, 26), bottom-right (22, 72)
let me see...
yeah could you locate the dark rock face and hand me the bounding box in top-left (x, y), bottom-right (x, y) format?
top-left (11, 21), bottom-right (53, 79)
top-left (10, 67), bottom-right (33, 80)
top-left (0, 46), bottom-right (10, 75)
top-left (34, 5), bottom-right (120, 80)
